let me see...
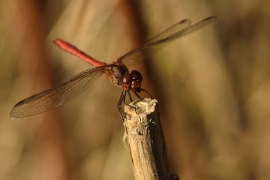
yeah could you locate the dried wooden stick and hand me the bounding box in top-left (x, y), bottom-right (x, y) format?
top-left (123, 98), bottom-right (178, 180)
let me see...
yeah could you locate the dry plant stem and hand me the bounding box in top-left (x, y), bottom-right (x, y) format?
top-left (124, 98), bottom-right (176, 180)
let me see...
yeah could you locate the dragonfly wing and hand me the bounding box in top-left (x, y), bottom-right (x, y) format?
top-left (144, 19), bottom-right (192, 45)
top-left (118, 16), bottom-right (216, 63)
top-left (10, 66), bottom-right (105, 118)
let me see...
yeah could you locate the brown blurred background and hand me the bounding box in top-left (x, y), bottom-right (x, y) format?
top-left (1, 0), bottom-right (270, 180)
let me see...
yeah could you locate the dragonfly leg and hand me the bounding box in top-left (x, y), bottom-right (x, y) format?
top-left (118, 90), bottom-right (127, 120)
top-left (127, 90), bottom-right (133, 102)
top-left (132, 88), bottom-right (153, 106)
top-left (118, 88), bottom-right (153, 120)
top-left (124, 91), bottom-right (138, 113)
top-left (140, 88), bottom-right (153, 98)
top-left (131, 91), bottom-right (140, 99)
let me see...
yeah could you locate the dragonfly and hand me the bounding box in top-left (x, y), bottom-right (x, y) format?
top-left (10, 16), bottom-right (216, 119)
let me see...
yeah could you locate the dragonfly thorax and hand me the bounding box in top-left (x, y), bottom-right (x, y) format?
top-left (104, 62), bottom-right (129, 86)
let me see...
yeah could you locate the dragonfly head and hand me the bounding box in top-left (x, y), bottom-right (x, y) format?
top-left (122, 70), bottom-right (142, 92)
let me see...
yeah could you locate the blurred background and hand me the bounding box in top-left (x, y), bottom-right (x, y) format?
top-left (1, 0), bottom-right (270, 179)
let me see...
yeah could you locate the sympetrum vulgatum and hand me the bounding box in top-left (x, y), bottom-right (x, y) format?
top-left (10, 16), bottom-right (216, 120)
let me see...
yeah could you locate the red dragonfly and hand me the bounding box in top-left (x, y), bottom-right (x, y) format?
top-left (10, 16), bottom-right (216, 119)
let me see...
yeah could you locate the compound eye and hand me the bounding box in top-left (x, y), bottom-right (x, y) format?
top-left (122, 74), bottom-right (132, 90)
top-left (130, 70), bottom-right (142, 91)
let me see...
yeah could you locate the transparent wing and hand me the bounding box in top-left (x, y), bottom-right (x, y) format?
top-left (144, 19), bottom-right (192, 46)
top-left (118, 16), bottom-right (216, 63)
top-left (10, 66), bottom-right (106, 118)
